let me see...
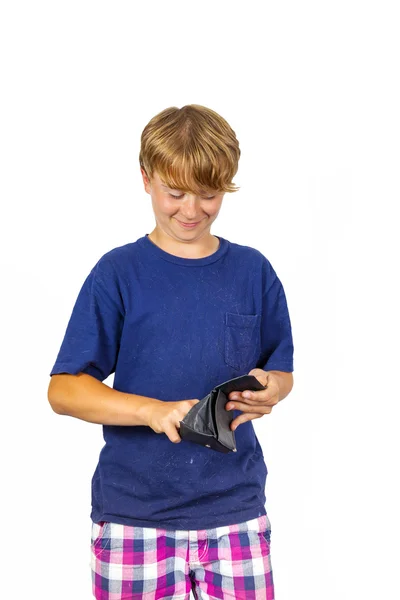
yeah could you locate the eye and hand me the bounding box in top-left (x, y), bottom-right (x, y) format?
top-left (169, 193), bottom-right (215, 200)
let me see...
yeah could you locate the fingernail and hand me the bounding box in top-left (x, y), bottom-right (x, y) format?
top-left (243, 392), bottom-right (251, 398)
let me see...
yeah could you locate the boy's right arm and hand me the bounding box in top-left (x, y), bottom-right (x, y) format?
top-left (47, 372), bottom-right (162, 427)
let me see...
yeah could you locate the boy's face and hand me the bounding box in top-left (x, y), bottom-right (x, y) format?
top-left (141, 169), bottom-right (225, 241)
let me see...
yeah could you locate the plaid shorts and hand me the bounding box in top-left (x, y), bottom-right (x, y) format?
top-left (90, 513), bottom-right (273, 599)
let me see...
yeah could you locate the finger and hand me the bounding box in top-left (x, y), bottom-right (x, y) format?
top-left (228, 390), bottom-right (269, 404)
top-left (226, 401), bottom-right (272, 414)
top-left (229, 390), bottom-right (253, 400)
top-left (166, 425), bottom-right (181, 444)
top-left (242, 390), bottom-right (277, 406)
top-left (231, 413), bottom-right (263, 430)
top-left (241, 389), bottom-right (270, 402)
top-left (226, 396), bottom-right (274, 411)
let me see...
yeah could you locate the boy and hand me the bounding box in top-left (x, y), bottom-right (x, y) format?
top-left (48, 104), bottom-right (294, 600)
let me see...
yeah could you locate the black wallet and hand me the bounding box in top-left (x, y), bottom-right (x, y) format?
top-left (178, 374), bottom-right (267, 454)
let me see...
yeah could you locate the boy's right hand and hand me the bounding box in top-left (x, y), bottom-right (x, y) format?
top-left (145, 399), bottom-right (201, 444)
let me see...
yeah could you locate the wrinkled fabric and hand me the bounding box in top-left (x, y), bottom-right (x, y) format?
top-left (91, 514), bottom-right (274, 600)
top-left (50, 234), bottom-right (294, 530)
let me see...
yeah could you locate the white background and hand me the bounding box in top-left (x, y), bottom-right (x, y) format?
top-left (1, 1), bottom-right (399, 599)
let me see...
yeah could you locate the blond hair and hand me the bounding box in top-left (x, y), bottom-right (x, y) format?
top-left (139, 104), bottom-right (241, 195)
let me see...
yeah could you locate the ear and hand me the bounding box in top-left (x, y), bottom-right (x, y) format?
top-left (140, 167), bottom-right (151, 194)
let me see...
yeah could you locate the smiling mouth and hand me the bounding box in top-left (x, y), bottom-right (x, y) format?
top-left (176, 219), bottom-right (202, 225)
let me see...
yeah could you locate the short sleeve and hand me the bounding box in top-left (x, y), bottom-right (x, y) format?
top-left (258, 258), bottom-right (294, 372)
top-left (49, 257), bottom-right (125, 382)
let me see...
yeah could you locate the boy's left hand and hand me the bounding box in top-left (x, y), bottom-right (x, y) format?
top-left (226, 368), bottom-right (280, 431)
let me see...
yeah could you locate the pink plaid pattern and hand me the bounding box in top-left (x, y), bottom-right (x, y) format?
top-left (91, 513), bottom-right (274, 599)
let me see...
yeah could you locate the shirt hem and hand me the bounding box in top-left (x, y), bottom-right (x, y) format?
top-left (91, 505), bottom-right (267, 531)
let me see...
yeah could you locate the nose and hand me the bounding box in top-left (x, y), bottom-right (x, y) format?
top-left (179, 195), bottom-right (203, 220)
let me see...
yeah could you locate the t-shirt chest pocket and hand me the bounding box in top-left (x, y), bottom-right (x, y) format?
top-left (224, 312), bottom-right (261, 372)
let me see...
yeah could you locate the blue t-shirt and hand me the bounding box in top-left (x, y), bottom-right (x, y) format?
top-left (50, 233), bottom-right (294, 530)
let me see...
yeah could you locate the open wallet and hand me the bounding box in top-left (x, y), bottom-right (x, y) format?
top-left (177, 374), bottom-right (267, 454)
